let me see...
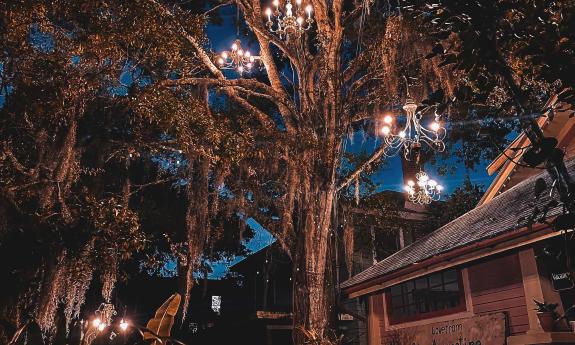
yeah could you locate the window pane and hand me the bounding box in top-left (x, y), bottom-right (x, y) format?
top-left (443, 269), bottom-right (458, 283)
top-left (415, 277), bottom-right (428, 290)
top-left (444, 281), bottom-right (459, 292)
top-left (391, 295), bottom-right (403, 307)
top-left (429, 273), bottom-right (442, 287)
top-left (390, 285), bottom-right (402, 297)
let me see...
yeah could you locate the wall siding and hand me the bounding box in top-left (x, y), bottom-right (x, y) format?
top-left (467, 253), bottom-right (530, 335)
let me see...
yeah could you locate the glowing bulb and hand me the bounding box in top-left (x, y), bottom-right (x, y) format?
top-left (437, 185), bottom-right (444, 192)
top-left (265, 7), bottom-right (272, 20)
top-left (231, 43), bottom-right (238, 51)
top-left (296, 0), bottom-right (302, 5)
top-left (273, 0), bottom-right (279, 8)
top-left (92, 318), bottom-right (101, 328)
top-left (249, 56), bottom-right (255, 62)
top-left (404, 185), bottom-right (412, 192)
top-left (247, 62), bottom-right (253, 69)
top-left (297, 17), bottom-right (303, 25)
top-left (407, 180), bottom-right (415, 187)
top-left (286, 3), bottom-right (292, 15)
top-left (305, 4), bottom-right (312, 16)
top-left (221, 52), bottom-right (228, 59)
top-left (420, 174), bottom-right (429, 182)
top-left (238, 66), bottom-right (244, 73)
top-left (381, 126), bottom-right (391, 136)
top-left (237, 49), bottom-right (244, 56)
top-left (98, 323), bottom-right (106, 332)
top-left (217, 58), bottom-right (224, 65)
top-left (430, 121), bottom-right (440, 132)
top-left (120, 320), bottom-right (129, 331)
top-left (428, 179), bottom-right (437, 187)
top-left (383, 115), bottom-right (393, 124)
top-left (245, 51), bottom-right (251, 58)
top-left (399, 131), bottom-right (406, 138)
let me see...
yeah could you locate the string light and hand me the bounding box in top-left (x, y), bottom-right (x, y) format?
top-left (264, 0), bottom-right (314, 40)
top-left (119, 319), bottom-right (129, 331)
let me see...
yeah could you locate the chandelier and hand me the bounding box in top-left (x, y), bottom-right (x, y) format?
top-left (404, 170), bottom-right (443, 204)
top-left (216, 39), bottom-right (260, 74)
top-left (380, 98), bottom-right (446, 159)
top-left (264, 0), bottom-right (313, 40)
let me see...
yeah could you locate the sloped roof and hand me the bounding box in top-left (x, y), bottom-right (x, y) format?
top-left (341, 157), bottom-right (575, 290)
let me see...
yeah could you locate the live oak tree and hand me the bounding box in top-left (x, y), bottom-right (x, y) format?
top-left (1, 0), bottom-right (574, 344)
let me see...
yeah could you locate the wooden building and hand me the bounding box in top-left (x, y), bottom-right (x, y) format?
top-left (341, 99), bottom-right (575, 345)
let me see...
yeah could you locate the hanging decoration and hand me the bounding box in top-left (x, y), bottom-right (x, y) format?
top-left (264, 0), bottom-right (314, 41)
top-left (404, 170), bottom-right (443, 204)
top-left (379, 98), bottom-right (446, 159)
top-left (216, 39), bottom-right (260, 74)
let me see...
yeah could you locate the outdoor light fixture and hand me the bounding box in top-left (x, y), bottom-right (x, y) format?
top-left (119, 319), bottom-right (129, 331)
top-left (216, 39), bottom-right (260, 74)
top-left (264, 0), bottom-right (313, 40)
top-left (380, 98), bottom-right (446, 159)
top-left (404, 170), bottom-right (443, 204)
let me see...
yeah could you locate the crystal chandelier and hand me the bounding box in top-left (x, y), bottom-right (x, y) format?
top-left (380, 98), bottom-right (446, 159)
top-left (216, 39), bottom-right (260, 74)
top-left (404, 170), bottom-right (443, 204)
top-left (264, 0), bottom-right (313, 40)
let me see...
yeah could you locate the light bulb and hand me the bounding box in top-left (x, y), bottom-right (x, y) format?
top-left (420, 174), bottom-right (429, 182)
top-left (437, 185), bottom-right (444, 192)
top-left (297, 17), bottom-right (303, 25)
top-left (265, 7), bottom-right (272, 20)
top-left (237, 49), bottom-right (244, 56)
top-left (399, 131), bottom-right (406, 138)
top-left (217, 58), bottom-right (224, 65)
top-left (286, 3), bottom-right (292, 15)
top-left (238, 66), bottom-right (244, 73)
top-left (305, 4), bottom-right (312, 17)
top-left (428, 179), bottom-right (437, 187)
top-left (273, 0), bottom-right (279, 8)
top-left (92, 318), bottom-right (101, 328)
top-left (231, 43), bottom-right (238, 51)
top-left (407, 180), bottom-right (415, 187)
top-left (221, 52), bottom-right (228, 59)
top-left (404, 185), bottom-right (411, 192)
top-left (98, 323), bottom-right (106, 332)
top-left (296, 0), bottom-right (302, 5)
top-left (249, 56), bottom-right (255, 62)
top-left (119, 319), bottom-right (129, 331)
top-left (381, 126), bottom-right (391, 136)
top-left (383, 115), bottom-right (393, 124)
top-left (247, 62), bottom-right (253, 69)
top-left (245, 51), bottom-right (251, 58)
top-left (430, 121), bottom-right (440, 132)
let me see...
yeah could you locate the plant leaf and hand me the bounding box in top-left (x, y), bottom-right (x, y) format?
top-left (144, 293), bottom-right (182, 345)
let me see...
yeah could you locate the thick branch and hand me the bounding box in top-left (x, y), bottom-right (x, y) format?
top-left (337, 144), bottom-right (386, 191)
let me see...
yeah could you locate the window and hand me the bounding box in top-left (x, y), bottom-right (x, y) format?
top-left (386, 269), bottom-right (464, 324)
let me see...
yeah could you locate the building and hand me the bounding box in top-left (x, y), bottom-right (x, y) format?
top-left (341, 98), bottom-right (575, 345)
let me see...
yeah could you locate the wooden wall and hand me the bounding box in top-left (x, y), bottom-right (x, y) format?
top-left (467, 252), bottom-right (530, 335)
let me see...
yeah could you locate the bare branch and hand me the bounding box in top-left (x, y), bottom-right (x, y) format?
top-left (337, 144), bottom-right (387, 191)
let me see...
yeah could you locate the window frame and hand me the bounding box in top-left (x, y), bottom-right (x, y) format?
top-left (385, 269), bottom-right (467, 325)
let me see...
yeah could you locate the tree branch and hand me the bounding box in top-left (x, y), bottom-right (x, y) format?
top-left (337, 143), bottom-right (387, 191)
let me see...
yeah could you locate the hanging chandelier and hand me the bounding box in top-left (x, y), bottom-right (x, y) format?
top-left (264, 0), bottom-right (313, 40)
top-left (380, 98), bottom-right (446, 159)
top-left (216, 39), bottom-right (260, 74)
top-left (404, 170), bottom-right (443, 204)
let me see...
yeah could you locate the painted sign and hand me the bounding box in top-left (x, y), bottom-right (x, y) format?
top-left (382, 313), bottom-right (506, 345)
top-left (551, 271), bottom-right (574, 291)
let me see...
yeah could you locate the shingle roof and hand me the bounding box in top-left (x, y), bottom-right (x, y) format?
top-left (341, 157), bottom-right (575, 290)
